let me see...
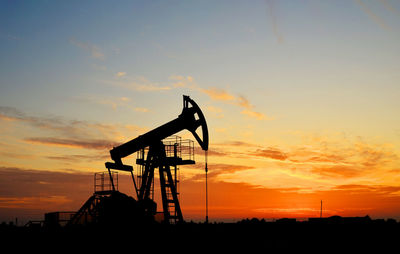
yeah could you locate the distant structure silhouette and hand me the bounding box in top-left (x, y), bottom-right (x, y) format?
top-left (320, 200), bottom-right (323, 218)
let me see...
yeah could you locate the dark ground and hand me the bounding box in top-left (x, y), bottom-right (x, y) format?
top-left (1, 217), bottom-right (399, 251)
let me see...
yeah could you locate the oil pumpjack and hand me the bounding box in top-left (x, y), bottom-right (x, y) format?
top-left (68, 95), bottom-right (208, 226)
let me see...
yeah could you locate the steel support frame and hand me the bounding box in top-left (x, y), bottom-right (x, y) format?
top-left (138, 141), bottom-right (183, 223)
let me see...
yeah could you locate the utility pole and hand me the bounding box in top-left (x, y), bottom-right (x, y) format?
top-left (320, 200), bottom-right (323, 218)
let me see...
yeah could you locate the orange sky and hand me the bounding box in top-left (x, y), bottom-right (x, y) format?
top-left (1, 107), bottom-right (400, 223)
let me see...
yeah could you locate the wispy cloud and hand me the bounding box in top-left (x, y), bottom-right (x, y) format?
top-left (187, 162), bottom-right (256, 181)
top-left (134, 107), bottom-right (149, 113)
top-left (0, 196), bottom-right (72, 209)
top-left (169, 75), bottom-right (195, 88)
top-left (69, 37), bottom-right (105, 60)
top-left (74, 95), bottom-right (132, 111)
top-left (199, 88), bottom-right (267, 120)
top-left (134, 83), bottom-right (171, 91)
top-left (194, 147), bottom-right (228, 157)
top-left (104, 74), bottom-right (267, 120)
top-left (0, 106), bottom-right (84, 135)
top-left (265, 0), bottom-right (284, 44)
top-left (74, 94), bottom-right (150, 115)
top-left (207, 133), bottom-right (400, 192)
top-left (236, 95), bottom-right (268, 120)
top-left (200, 87), bottom-right (236, 101)
top-left (0, 166), bottom-right (92, 213)
top-left (0, 106), bottom-right (146, 146)
top-left (216, 140), bottom-right (262, 148)
top-left (354, 0), bottom-right (390, 31)
top-left (241, 110), bottom-right (266, 120)
top-left (25, 137), bottom-right (118, 150)
top-left (311, 165), bottom-right (362, 178)
top-left (46, 154), bottom-right (109, 162)
top-left (379, 0), bottom-right (400, 16)
top-left (103, 77), bottom-right (171, 92)
top-left (251, 147), bottom-right (288, 161)
top-left (116, 71), bottom-right (126, 78)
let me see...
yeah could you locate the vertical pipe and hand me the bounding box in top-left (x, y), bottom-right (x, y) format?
top-left (205, 150), bottom-right (208, 224)
top-left (174, 143), bottom-right (178, 194)
top-left (107, 168), bottom-right (115, 191)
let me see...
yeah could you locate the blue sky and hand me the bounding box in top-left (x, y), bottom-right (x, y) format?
top-left (1, 1), bottom-right (399, 127)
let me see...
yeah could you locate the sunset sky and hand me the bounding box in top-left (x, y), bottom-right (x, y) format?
top-left (1, 0), bottom-right (400, 224)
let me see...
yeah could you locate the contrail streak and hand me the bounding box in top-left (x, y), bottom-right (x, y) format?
top-left (265, 0), bottom-right (284, 44)
top-left (354, 0), bottom-right (390, 31)
top-left (379, 0), bottom-right (400, 16)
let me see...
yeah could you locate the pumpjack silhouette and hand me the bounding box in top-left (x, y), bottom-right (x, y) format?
top-left (68, 95), bottom-right (209, 226)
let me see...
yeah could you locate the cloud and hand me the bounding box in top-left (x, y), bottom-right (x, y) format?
top-left (74, 95), bottom-right (133, 110)
top-left (169, 75), bottom-right (195, 88)
top-left (0, 166), bottom-right (92, 196)
top-left (0, 113), bottom-right (18, 122)
top-left (198, 88), bottom-right (267, 120)
top-left (379, 0), bottom-right (400, 16)
top-left (0, 196), bottom-right (71, 209)
top-left (311, 165), bottom-right (362, 178)
top-left (104, 77), bottom-right (172, 92)
top-left (202, 141), bottom-right (265, 160)
top-left (236, 96), bottom-right (252, 109)
top-left (103, 74), bottom-right (268, 120)
top-left (354, 0), bottom-right (390, 31)
top-left (24, 137), bottom-right (118, 150)
top-left (354, 140), bottom-right (398, 168)
top-left (69, 38), bottom-right (105, 60)
top-left (46, 154), bottom-right (109, 163)
top-left (251, 148), bottom-right (288, 161)
top-left (333, 184), bottom-right (400, 197)
top-left (284, 135), bottom-right (399, 183)
top-left (0, 106), bottom-right (81, 133)
top-left (216, 140), bottom-right (261, 148)
top-left (265, 0), bottom-right (284, 44)
top-left (0, 106), bottom-right (25, 120)
top-left (187, 162), bottom-right (256, 181)
top-left (134, 107), bottom-right (149, 113)
top-left (241, 110), bottom-right (266, 120)
top-left (0, 166), bottom-right (93, 222)
top-left (236, 96), bottom-right (267, 120)
top-left (75, 95), bottom-right (150, 114)
top-left (200, 87), bottom-right (236, 101)
top-left (114, 74), bottom-right (263, 119)
top-left (134, 83), bottom-right (171, 91)
top-left (194, 147), bottom-right (228, 157)
top-left (0, 106), bottom-right (124, 140)
top-left (0, 106), bottom-right (149, 157)
top-left (116, 72), bottom-right (126, 78)
top-left (209, 133), bottom-right (400, 191)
